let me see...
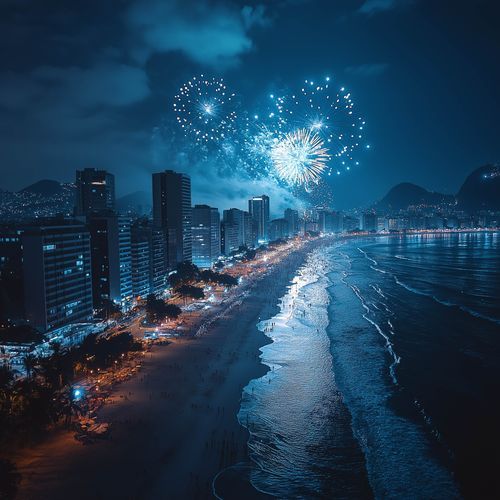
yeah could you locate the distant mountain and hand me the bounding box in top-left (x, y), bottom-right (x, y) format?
top-left (116, 190), bottom-right (151, 215)
top-left (19, 179), bottom-right (63, 196)
top-left (374, 182), bottom-right (454, 212)
top-left (456, 164), bottom-right (500, 212)
top-left (1, 180), bottom-right (75, 221)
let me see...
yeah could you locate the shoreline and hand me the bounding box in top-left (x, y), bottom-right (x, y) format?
top-left (13, 238), bottom-right (326, 499)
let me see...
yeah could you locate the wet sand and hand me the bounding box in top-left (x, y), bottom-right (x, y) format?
top-left (14, 242), bottom-right (320, 500)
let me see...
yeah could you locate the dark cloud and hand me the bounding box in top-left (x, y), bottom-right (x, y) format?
top-left (31, 63), bottom-right (150, 108)
top-left (357, 0), bottom-right (416, 15)
top-left (345, 63), bottom-right (389, 76)
top-left (125, 0), bottom-right (271, 69)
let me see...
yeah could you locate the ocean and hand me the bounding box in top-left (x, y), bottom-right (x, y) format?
top-left (234, 232), bottom-right (500, 499)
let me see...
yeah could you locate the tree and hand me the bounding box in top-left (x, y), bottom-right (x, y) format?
top-left (168, 261), bottom-right (200, 287)
top-left (100, 299), bottom-right (122, 320)
top-left (146, 294), bottom-right (182, 323)
top-left (38, 343), bottom-right (74, 390)
top-left (164, 303), bottom-right (182, 319)
top-left (0, 364), bottom-right (14, 414)
top-left (176, 284), bottom-right (205, 303)
top-left (23, 353), bottom-right (38, 380)
top-left (199, 270), bottom-right (238, 287)
top-left (146, 294), bottom-right (166, 323)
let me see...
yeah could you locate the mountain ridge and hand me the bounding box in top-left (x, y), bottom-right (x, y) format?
top-left (374, 164), bottom-right (499, 212)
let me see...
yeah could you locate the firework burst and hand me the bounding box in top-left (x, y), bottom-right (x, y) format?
top-left (263, 77), bottom-right (366, 178)
top-left (271, 128), bottom-right (330, 185)
top-left (173, 75), bottom-right (237, 143)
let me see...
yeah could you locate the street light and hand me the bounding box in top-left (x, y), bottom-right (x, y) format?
top-left (72, 387), bottom-right (84, 401)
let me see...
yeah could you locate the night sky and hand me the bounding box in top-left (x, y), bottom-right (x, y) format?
top-left (1, 0), bottom-right (499, 213)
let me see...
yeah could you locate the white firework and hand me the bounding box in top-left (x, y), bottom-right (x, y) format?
top-left (173, 75), bottom-right (237, 143)
top-left (271, 128), bottom-right (330, 185)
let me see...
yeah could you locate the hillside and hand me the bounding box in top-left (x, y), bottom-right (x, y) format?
top-left (456, 164), bottom-right (500, 212)
top-left (19, 179), bottom-right (63, 196)
top-left (374, 182), bottom-right (454, 212)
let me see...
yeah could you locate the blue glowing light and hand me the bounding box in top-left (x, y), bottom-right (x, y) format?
top-left (72, 388), bottom-right (83, 401)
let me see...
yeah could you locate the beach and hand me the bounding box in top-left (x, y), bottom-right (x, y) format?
top-left (13, 240), bottom-right (322, 500)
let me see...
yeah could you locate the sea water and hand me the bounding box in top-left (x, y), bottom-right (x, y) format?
top-left (234, 232), bottom-right (499, 499)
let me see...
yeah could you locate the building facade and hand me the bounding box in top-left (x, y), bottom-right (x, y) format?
top-left (192, 205), bottom-right (220, 268)
top-left (284, 208), bottom-right (299, 236)
top-left (152, 170), bottom-right (192, 269)
top-left (248, 195), bottom-right (270, 243)
top-left (361, 212), bottom-right (378, 232)
top-left (75, 168), bottom-right (115, 216)
top-left (130, 220), bottom-right (167, 298)
top-left (88, 214), bottom-right (132, 310)
top-left (22, 224), bottom-right (93, 332)
top-left (131, 230), bottom-right (150, 300)
top-left (269, 218), bottom-right (289, 241)
top-left (222, 208), bottom-right (254, 254)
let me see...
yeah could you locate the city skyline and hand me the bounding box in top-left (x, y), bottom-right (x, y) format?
top-left (1, 1), bottom-right (500, 210)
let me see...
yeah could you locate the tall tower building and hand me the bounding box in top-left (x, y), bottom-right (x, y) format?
top-left (284, 208), bottom-right (299, 236)
top-left (222, 208), bottom-right (254, 254)
top-left (130, 219), bottom-right (167, 298)
top-left (88, 214), bottom-right (132, 310)
top-left (75, 168), bottom-right (115, 216)
top-left (192, 205), bottom-right (220, 269)
top-left (361, 212), bottom-right (377, 232)
top-left (269, 218), bottom-right (289, 241)
top-left (22, 223), bottom-right (93, 333)
top-left (152, 170), bottom-right (192, 269)
top-left (248, 195), bottom-right (270, 243)
top-left (131, 228), bottom-right (151, 300)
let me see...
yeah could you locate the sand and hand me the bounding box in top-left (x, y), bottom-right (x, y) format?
top-left (13, 242), bottom-right (321, 500)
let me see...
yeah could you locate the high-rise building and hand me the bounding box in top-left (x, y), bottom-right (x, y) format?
top-left (21, 223), bottom-right (93, 332)
top-left (88, 214), bottom-right (132, 310)
top-left (130, 220), bottom-right (167, 298)
top-left (303, 207), bottom-right (320, 233)
top-left (361, 212), bottom-right (378, 232)
top-left (118, 216), bottom-right (133, 304)
top-left (243, 211), bottom-right (256, 248)
top-left (222, 208), bottom-right (254, 254)
top-left (75, 168), bottom-right (115, 216)
top-left (284, 208), bottom-right (299, 236)
top-left (269, 218), bottom-right (289, 241)
top-left (318, 210), bottom-right (344, 234)
top-left (343, 215), bottom-right (360, 232)
top-left (221, 221), bottom-right (238, 256)
top-left (131, 229), bottom-right (150, 300)
top-left (318, 209), bottom-right (330, 233)
top-left (248, 195), bottom-right (270, 243)
top-left (0, 227), bottom-right (25, 323)
top-left (152, 170), bottom-right (192, 268)
top-left (150, 228), bottom-right (167, 295)
top-left (192, 205), bottom-right (220, 269)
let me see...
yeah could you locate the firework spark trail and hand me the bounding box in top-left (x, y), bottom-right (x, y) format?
top-left (263, 77), bottom-right (366, 178)
top-left (171, 74), bottom-right (368, 197)
top-left (173, 75), bottom-right (237, 144)
top-left (271, 128), bottom-right (330, 185)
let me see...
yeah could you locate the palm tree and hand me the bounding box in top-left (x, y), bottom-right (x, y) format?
top-left (0, 364), bottom-right (14, 415)
top-left (23, 353), bottom-right (37, 380)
